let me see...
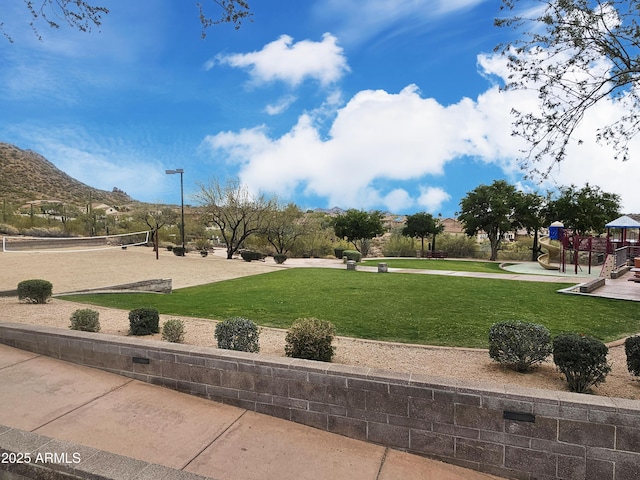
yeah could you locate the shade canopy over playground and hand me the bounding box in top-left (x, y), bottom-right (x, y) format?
top-left (606, 215), bottom-right (640, 246)
top-left (606, 215), bottom-right (640, 229)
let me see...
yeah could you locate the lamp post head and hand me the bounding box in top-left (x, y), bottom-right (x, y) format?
top-left (165, 169), bottom-right (183, 175)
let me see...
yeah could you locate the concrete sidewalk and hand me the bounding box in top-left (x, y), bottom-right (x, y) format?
top-left (0, 343), bottom-right (502, 480)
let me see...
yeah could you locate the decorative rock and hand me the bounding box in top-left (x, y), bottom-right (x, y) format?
top-left (378, 263), bottom-right (388, 273)
top-left (346, 260), bottom-right (357, 271)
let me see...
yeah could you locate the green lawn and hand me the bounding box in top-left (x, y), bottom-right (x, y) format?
top-left (361, 258), bottom-right (506, 273)
top-left (60, 268), bottom-right (640, 348)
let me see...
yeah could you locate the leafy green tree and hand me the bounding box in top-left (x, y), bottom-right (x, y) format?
top-left (496, 0), bottom-right (640, 172)
top-left (263, 203), bottom-right (310, 255)
top-left (513, 192), bottom-right (548, 261)
top-left (290, 211), bottom-right (335, 258)
top-left (547, 184), bottom-right (621, 236)
top-left (458, 180), bottom-right (520, 261)
top-left (402, 212), bottom-right (443, 257)
top-left (195, 178), bottom-right (276, 259)
top-left (2, 0), bottom-right (251, 42)
top-left (332, 209), bottom-right (385, 256)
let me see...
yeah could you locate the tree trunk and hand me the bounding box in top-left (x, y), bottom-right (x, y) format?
top-left (227, 247), bottom-right (234, 259)
top-left (490, 238), bottom-right (500, 261)
top-left (531, 230), bottom-right (539, 262)
top-left (420, 237), bottom-right (425, 257)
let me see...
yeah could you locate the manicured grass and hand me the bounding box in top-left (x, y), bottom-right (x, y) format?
top-left (60, 269), bottom-right (640, 348)
top-left (360, 258), bottom-right (506, 273)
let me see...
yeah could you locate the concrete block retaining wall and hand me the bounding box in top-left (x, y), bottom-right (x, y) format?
top-left (0, 323), bottom-right (639, 480)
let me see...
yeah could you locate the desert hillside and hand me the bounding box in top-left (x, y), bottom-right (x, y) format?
top-left (0, 142), bottom-right (134, 208)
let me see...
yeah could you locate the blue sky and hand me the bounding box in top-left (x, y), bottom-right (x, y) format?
top-left (1, 0), bottom-right (638, 216)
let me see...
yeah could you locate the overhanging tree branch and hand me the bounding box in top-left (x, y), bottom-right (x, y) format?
top-left (497, 0), bottom-right (640, 174)
top-left (2, 0), bottom-right (252, 42)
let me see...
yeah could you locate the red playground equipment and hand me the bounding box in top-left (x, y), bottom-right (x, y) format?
top-left (557, 231), bottom-right (607, 275)
top-left (542, 216), bottom-right (640, 275)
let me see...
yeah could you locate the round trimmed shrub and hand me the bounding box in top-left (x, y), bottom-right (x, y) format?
top-left (285, 318), bottom-right (336, 362)
top-left (162, 319), bottom-right (185, 343)
top-left (625, 335), bottom-right (640, 376)
top-left (240, 250), bottom-right (263, 262)
top-left (488, 321), bottom-right (552, 372)
top-left (334, 248), bottom-right (346, 259)
top-left (215, 317), bottom-right (260, 352)
top-left (128, 308), bottom-right (160, 336)
top-left (342, 250), bottom-right (361, 262)
top-left (17, 279), bottom-right (53, 304)
top-left (273, 253), bottom-right (287, 264)
top-left (553, 333), bottom-right (611, 393)
top-left (172, 246), bottom-right (186, 256)
top-left (69, 309), bottom-right (100, 332)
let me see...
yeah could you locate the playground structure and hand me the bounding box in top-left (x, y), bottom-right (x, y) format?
top-left (537, 229), bottom-right (608, 275)
top-left (537, 236), bottom-right (561, 270)
top-left (537, 216), bottom-right (640, 277)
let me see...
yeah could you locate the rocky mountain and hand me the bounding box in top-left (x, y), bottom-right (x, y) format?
top-left (0, 142), bottom-right (135, 208)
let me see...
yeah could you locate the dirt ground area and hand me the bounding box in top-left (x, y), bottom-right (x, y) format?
top-left (1, 246), bottom-right (638, 400)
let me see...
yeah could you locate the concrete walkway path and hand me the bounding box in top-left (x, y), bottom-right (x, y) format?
top-left (0, 343), bottom-right (502, 480)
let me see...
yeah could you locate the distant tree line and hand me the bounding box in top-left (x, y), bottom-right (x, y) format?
top-left (0, 177), bottom-right (621, 263)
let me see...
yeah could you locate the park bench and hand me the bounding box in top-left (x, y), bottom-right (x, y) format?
top-left (424, 250), bottom-right (448, 259)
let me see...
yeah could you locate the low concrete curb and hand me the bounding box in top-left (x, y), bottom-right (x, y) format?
top-left (0, 426), bottom-right (213, 480)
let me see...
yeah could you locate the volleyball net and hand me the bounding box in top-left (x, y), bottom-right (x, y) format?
top-left (1, 230), bottom-right (151, 253)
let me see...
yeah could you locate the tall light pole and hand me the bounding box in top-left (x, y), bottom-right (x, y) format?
top-left (165, 168), bottom-right (185, 255)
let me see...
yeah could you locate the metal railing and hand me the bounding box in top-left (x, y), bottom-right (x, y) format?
top-left (614, 245), bottom-right (640, 269)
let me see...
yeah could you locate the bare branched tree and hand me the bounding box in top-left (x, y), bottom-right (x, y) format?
top-left (496, 0), bottom-right (640, 175)
top-left (2, 0), bottom-right (252, 42)
top-left (195, 178), bottom-right (276, 259)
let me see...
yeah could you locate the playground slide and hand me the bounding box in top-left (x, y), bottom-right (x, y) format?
top-left (538, 236), bottom-right (561, 270)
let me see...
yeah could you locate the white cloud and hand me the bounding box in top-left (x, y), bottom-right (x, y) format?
top-left (315, 0), bottom-right (488, 45)
top-left (203, 48), bottom-right (640, 215)
top-left (265, 95), bottom-right (297, 115)
top-left (384, 189), bottom-right (414, 212)
top-left (213, 33), bottom-right (349, 87)
top-left (417, 187), bottom-right (451, 213)
top-left (202, 83), bottom-right (519, 211)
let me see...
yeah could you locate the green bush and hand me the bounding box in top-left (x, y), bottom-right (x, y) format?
top-left (17, 279), bottom-right (53, 304)
top-left (334, 247), bottom-right (346, 259)
top-left (342, 250), bottom-right (361, 262)
top-left (488, 321), bottom-right (552, 372)
top-left (215, 317), bottom-right (260, 352)
top-left (162, 319), bottom-right (185, 343)
top-left (172, 246), bottom-right (186, 256)
top-left (285, 318), bottom-right (336, 362)
top-left (240, 250), bottom-right (264, 262)
top-left (382, 234), bottom-right (416, 257)
top-left (435, 233), bottom-right (478, 258)
top-left (273, 253), bottom-right (287, 264)
top-left (553, 333), bottom-right (611, 393)
top-left (128, 308), bottom-right (160, 336)
top-left (625, 336), bottom-right (640, 376)
top-left (69, 308), bottom-right (100, 332)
